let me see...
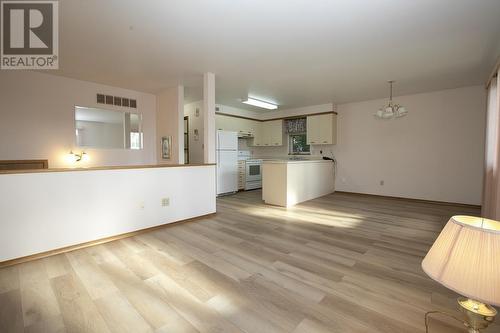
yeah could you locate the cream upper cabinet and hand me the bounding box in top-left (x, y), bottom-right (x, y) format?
top-left (215, 114), bottom-right (260, 136)
top-left (260, 120), bottom-right (282, 146)
top-left (268, 120), bottom-right (283, 146)
top-left (307, 113), bottom-right (337, 145)
top-left (215, 114), bottom-right (283, 147)
top-left (252, 124), bottom-right (264, 146)
top-left (252, 120), bottom-right (282, 147)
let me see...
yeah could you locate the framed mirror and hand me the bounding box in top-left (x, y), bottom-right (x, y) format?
top-left (75, 106), bottom-right (143, 149)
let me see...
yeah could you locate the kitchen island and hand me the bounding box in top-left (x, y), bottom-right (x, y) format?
top-left (262, 159), bottom-right (335, 207)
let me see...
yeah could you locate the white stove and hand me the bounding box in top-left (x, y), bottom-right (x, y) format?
top-left (238, 151), bottom-right (263, 190)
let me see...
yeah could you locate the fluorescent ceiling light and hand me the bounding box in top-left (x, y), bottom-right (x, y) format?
top-left (242, 98), bottom-right (278, 110)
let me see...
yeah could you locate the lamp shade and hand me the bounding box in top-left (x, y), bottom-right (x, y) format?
top-left (422, 216), bottom-right (500, 306)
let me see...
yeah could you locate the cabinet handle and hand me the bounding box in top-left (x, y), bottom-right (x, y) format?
top-left (311, 141), bottom-right (316, 143)
top-left (323, 141), bottom-right (327, 143)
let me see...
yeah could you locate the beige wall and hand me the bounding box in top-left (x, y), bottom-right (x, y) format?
top-left (332, 85), bottom-right (486, 205)
top-left (184, 101), bottom-right (204, 164)
top-left (251, 86), bottom-right (486, 204)
top-left (157, 86), bottom-right (184, 164)
top-left (0, 71), bottom-right (157, 168)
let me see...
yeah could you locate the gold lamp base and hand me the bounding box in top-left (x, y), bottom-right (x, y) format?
top-left (458, 297), bottom-right (497, 333)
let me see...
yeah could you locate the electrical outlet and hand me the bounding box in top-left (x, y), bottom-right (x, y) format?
top-left (341, 177), bottom-right (346, 183)
top-left (380, 180), bottom-right (384, 186)
top-left (139, 201), bottom-right (145, 209)
top-left (161, 198), bottom-right (170, 207)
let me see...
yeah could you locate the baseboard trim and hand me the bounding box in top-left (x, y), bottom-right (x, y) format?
top-left (0, 212), bottom-right (216, 268)
top-left (334, 191), bottom-right (481, 209)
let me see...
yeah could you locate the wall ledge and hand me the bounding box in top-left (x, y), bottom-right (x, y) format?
top-left (0, 163), bottom-right (216, 175)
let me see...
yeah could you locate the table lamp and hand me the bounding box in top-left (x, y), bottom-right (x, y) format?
top-left (422, 215), bottom-right (499, 332)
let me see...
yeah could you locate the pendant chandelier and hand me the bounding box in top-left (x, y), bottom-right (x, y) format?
top-left (374, 80), bottom-right (407, 119)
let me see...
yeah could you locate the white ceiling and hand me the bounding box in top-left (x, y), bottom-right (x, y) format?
top-left (56, 0), bottom-right (500, 112)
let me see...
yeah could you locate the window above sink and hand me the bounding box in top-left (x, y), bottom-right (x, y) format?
top-left (289, 133), bottom-right (310, 155)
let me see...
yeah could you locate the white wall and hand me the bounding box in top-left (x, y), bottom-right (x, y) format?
top-left (0, 165), bottom-right (216, 262)
top-left (332, 85), bottom-right (486, 205)
top-left (0, 71), bottom-right (157, 168)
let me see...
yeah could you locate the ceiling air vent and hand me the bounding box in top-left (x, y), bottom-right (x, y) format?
top-left (96, 94), bottom-right (137, 109)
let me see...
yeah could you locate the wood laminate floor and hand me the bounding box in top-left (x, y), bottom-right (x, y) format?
top-left (0, 190), bottom-right (497, 333)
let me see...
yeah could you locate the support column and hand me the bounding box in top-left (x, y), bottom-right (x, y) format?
top-left (203, 72), bottom-right (216, 164)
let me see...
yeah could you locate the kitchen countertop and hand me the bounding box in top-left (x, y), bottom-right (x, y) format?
top-left (262, 159), bottom-right (333, 164)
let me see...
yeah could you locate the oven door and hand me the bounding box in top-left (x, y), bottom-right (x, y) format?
top-left (245, 162), bottom-right (262, 182)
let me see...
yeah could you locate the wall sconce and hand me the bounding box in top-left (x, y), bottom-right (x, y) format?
top-left (68, 151), bottom-right (89, 163)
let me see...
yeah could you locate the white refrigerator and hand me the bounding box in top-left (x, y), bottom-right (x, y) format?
top-left (216, 130), bottom-right (238, 195)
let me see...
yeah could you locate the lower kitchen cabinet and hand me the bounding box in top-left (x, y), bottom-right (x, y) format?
top-left (237, 160), bottom-right (246, 190)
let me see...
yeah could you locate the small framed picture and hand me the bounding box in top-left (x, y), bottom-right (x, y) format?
top-left (161, 136), bottom-right (172, 160)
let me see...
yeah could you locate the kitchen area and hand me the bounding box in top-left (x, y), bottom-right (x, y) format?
top-left (212, 108), bottom-right (337, 207)
top-left (184, 100), bottom-right (337, 207)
